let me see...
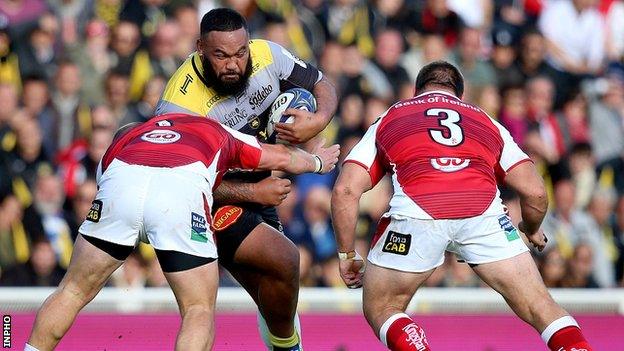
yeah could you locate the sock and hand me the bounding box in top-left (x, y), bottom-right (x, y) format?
top-left (379, 313), bottom-right (430, 351)
top-left (24, 344), bottom-right (41, 351)
top-left (541, 316), bottom-right (593, 351)
top-left (269, 330), bottom-right (301, 351)
top-left (257, 312), bottom-right (303, 350)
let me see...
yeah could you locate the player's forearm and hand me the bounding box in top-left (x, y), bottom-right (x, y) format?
top-left (519, 192), bottom-right (548, 234)
top-left (331, 184), bottom-right (361, 252)
top-left (280, 145), bottom-right (318, 174)
top-left (213, 180), bottom-right (257, 204)
top-left (312, 76), bottom-right (337, 129)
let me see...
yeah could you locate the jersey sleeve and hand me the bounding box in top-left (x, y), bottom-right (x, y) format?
top-left (491, 118), bottom-right (531, 173)
top-left (268, 40), bottom-right (322, 91)
top-left (221, 124), bottom-right (263, 170)
top-left (343, 119), bottom-right (387, 186)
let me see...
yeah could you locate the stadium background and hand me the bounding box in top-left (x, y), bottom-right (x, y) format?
top-left (0, 0), bottom-right (624, 349)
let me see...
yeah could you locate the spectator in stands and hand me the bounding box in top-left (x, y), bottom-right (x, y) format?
top-left (538, 0), bottom-right (604, 104)
top-left (319, 0), bottom-right (374, 57)
top-left (16, 16), bottom-right (59, 80)
top-left (104, 71), bottom-right (136, 126)
top-left (539, 248), bottom-right (566, 288)
top-left (568, 143), bottom-right (597, 209)
top-left (0, 192), bottom-right (44, 271)
top-left (490, 27), bottom-right (523, 88)
top-left (57, 123), bottom-right (113, 198)
top-left (145, 22), bottom-right (181, 94)
top-left (402, 33), bottom-right (449, 83)
top-left (120, 0), bottom-right (167, 41)
top-left (128, 75), bottom-right (166, 122)
top-left (414, 0), bottom-right (463, 47)
top-left (586, 189), bottom-right (618, 287)
top-left (542, 179), bottom-right (602, 262)
top-left (372, 29), bottom-right (411, 99)
top-left (499, 84), bottom-right (529, 145)
top-left (33, 171), bottom-right (72, 268)
top-left (587, 65), bottom-right (624, 195)
top-left (49, 61), bottom-right (89, 154)
top-left (21, 76), bottom-right (55, 157)
top-left (340, 44), bottom-right (393, 100)
top-left (66, 19), bottom-right (114, 105)
top-left (450, 27), bottom-right (496, 99)
top-left (0, 238), bottom-right (65, 286)
top-left (514, 28), bottom-right (557, 83)
top-left (172, 4), bottom-right (199, 61)
top-left (8, 117), bottom-right (51, 190)
top-left (110, 20), bottom-right (142, 76)
top-left (560, 242), bottom-right (599, 288)
top-left (302, 185), bottom-right (340, 287)
top-left (0, 22), bottom-right (21, 90)
top-left (0, 0), bottom-right (49, 46)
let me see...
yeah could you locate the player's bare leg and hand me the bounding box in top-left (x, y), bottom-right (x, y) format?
top-left (472, 251), bottom-right (593, 350)
top-left (164, 261), bottom-right (219, 351)
top-left (27, 234), bottom-right (124, 350)
top-left (224, 223), bottom-right (301, 349)
top-left (362, 262), bottom-right (434, 351)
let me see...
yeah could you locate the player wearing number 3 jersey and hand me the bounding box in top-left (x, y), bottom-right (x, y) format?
top-left (331, 61), bottom-right (593, 351)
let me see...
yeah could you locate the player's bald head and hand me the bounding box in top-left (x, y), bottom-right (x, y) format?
top-left (415, 60), bottom-right (464, 98)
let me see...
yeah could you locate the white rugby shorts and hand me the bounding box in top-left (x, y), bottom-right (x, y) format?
top-left (368, 213), bottom-right (529, 272)
top-left (79, 159), bottom-right (217, 259)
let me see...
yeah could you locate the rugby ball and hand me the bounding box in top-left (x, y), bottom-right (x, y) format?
top-left (266, 88), bottom-right (317, 139)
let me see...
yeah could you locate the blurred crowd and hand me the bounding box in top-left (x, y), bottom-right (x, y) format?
top-left (0, 0), bottom-right (623, 289)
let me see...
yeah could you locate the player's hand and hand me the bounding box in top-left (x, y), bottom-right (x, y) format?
top-left (275, 108), bottom-right (326, 144)
top-left (310, 138), bottom-right (340, 174)
top-left (518, 221), bottom-right (548, 252)
top-left (253, 176), bottom-right (291, 206)
top-left (339, 251), bottom-right (365, 289)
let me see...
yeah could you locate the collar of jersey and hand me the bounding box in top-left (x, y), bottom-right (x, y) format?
top-left (191, 52), bottom-right (212, 88)
top-left (414, 90), bottom-right (459, 99)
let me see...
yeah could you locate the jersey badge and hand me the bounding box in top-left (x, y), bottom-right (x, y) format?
top-left (382, 231), bottom-right (411, 255)
top-left (498, 215), bottom-right (520, 241)
top-left (430, 157), bottom-right (470, 172)
top-left (86, 200), bottom-right (103, 223)
top-left (211, 206), bottom-right (243, 231)
top-left (191, 212), bottom-right (209, 243)
top-left (141, 129), bottom-right (181, 144)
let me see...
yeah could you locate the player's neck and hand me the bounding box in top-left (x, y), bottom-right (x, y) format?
top-left (415, 87), bottom-right (458, 98)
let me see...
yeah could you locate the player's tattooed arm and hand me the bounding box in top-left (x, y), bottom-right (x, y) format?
top-left (213, 180), bottom-right (257, 204)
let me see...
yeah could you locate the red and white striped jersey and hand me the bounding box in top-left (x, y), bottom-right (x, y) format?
top-left (345, 90), bottom-right (530, 220)
top-left (100, 113), bottom-right (263, 189)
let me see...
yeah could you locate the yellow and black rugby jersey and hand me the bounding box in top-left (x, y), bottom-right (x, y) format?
top-left (155, 39), bottom-right (322, 142)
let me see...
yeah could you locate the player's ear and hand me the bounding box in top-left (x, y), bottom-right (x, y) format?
top-left (196, 38), bottom-right (203, 55)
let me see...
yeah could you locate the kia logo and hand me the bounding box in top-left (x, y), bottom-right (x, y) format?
top-left (141, 129), bottom-right (181, 144)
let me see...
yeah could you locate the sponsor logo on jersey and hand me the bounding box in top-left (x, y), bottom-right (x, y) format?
top-left (191, 212), bottom-right (208, 243)
top-left (86, 200), bottom-right (103, 222)
top-left (206, 94), bottom-right (223, 110)
top-left (223, 108), bottom-right (249, 128)
top-left (249, 85), bottom-right (273, 110)
top-left (211, 206), bottom-right (243, 231)
top-left (498, 215), bottom-right (520, 241)
top-left (179, 74), bottom-right (193, 95)
top-left (141, 129), bottom-right (181, 144)
top-left (430, 157), bottom-right (470, 172)
top-left (382, 231), bottom-right (411, 255)
top-left (248, 115), bottom-right (261, 129)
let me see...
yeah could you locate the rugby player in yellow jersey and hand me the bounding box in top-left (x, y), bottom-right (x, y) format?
top-left (155, 8), bottom-right (337, 351)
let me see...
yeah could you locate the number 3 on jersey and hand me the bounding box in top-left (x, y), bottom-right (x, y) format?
top-left (426, 108), bottom-right (464, 146)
